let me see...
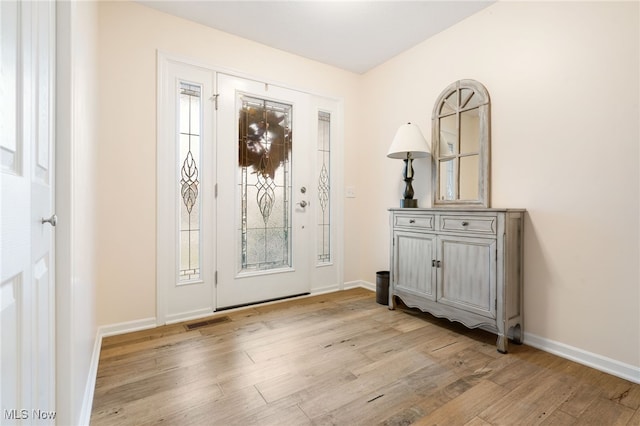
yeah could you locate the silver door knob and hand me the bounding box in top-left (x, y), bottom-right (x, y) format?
top-left (297, 200), bottom-right (308, 208)
top-left (42, 214), bottom-right (57, 227)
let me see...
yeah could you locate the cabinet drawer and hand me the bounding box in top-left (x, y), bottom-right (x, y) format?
top-left (440, 215), bottom-right (497, 235)
top-left (394, 214), bottom-right (434, 230)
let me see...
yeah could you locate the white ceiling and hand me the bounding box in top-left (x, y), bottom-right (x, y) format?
top-left (138, 1), bottom-right (494, 74)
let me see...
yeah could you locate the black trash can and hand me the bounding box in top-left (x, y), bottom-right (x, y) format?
top-left (376, 271), bottom-right (389, 305)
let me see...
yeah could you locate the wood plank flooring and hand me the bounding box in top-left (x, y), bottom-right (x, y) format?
top-left (91, 288), bottom-right (640, 425)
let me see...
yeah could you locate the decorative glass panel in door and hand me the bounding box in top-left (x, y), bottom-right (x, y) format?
top-left (238, 95), bottom-right (293, 272)
top-left (317, 111), bottom-right (331, 264)
top-left (179, 82), bottom-right (202, 282)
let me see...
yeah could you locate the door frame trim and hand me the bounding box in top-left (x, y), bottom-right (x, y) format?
top-left (155, 50), bottom-right (345, 323)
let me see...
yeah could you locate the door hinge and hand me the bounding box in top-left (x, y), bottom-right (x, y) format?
top-left (215, 183), bottom-right (218, 198)
top-left (215, 270), bottom-right (218, 286)
top-left (211, 93), bottom-right (219, 110)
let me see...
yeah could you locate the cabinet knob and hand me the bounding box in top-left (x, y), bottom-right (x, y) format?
top-left (432, 260), bottom-right (436, 267)
top-left (461, 221), bottom-right (469, 226)
top-left (409, 219), bottom-right (415, 224)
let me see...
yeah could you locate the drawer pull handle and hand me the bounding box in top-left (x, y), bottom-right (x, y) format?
top-left (409, 219), bottom-right (415, 223)
top-left (461, 221), bottom-right (469, 226)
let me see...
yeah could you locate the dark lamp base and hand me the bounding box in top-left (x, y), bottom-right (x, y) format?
top-left (400, 199), bottom-right (418, 208)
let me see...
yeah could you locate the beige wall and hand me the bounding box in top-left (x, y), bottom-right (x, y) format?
top-left (95, 1), bottom-right (362, 326)
top-left (359, 1), bottom-right (639, 367)
top-left (95, 1), bottom-right (639, 371)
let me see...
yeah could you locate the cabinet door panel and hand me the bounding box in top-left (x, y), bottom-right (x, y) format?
top-left (437, 236), bottom-right (496, 318)
top-left (394, 231), bottom-right (436, 301)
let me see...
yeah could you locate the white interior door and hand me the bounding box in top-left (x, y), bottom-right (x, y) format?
top-left (1, 0), bottom-right (56, 423)
top-left (216, 74), bottom-right (312, 308)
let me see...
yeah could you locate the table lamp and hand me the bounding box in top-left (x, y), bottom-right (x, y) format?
top-left (387, 122), bottom-right (431, 208)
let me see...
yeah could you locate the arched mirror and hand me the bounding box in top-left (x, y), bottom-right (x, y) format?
top-left (432, 79), bottom-right (490, 207)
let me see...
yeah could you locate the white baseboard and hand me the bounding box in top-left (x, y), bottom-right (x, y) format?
top-left (310, 283), bottom-right (341, 295)
top-left (79, 318), bottom-right (157, 424)
top-left (166, 309), bottom-right (217, 325)
top-left (524, 332), bottom-right (640, 384)
top-left (345, 280), bottom-right (375, 292)
top-left (93, 285), bottom-right (373, 338)
top-left (78, 330), bottom-right (102, 426)
top-left (99, 317), bottom-right (157, 338)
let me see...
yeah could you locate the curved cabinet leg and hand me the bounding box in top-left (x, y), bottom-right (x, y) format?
top-left (496, 334), bottom-right (508, 354)
top-left (388, 294), bottom-right (396, 310)
top-left (511, 324), bottom-right (523, 345)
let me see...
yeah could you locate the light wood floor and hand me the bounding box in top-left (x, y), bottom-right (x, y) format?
top-left (91, 288), bottom-right (640, 425)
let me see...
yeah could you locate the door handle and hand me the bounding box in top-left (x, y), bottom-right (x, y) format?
top-left (42, 214), bottom-right (57, 227)
top-left (297, 200), bottom-right (308, 208)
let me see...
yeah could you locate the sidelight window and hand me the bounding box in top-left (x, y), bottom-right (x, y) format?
top-left (178, 82), bottom-right (202, 282)
top-left (317, 111), bottom-right (331, 264)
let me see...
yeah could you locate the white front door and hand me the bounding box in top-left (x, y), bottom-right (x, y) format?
top-left (1, 0), bottom-right (56, 423)
top-left (216, 74), bottom-right (313, 308)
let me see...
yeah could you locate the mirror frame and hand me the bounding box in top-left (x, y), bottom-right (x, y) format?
top-left (432, 79), bottom-right (490, 208)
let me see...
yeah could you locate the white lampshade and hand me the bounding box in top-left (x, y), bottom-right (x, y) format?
top-left (387, 122), bottom-right (431, 159)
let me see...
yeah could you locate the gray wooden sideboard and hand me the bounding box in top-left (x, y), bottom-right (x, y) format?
top-left (389, 208), bottom-right (525, 353)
